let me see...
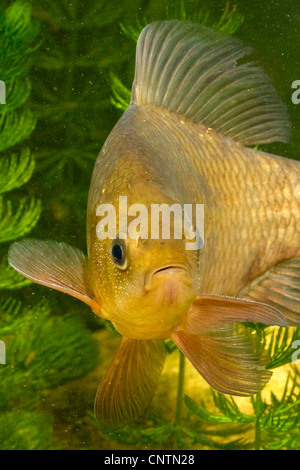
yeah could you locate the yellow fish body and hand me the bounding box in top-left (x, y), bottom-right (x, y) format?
top-left (9, 21), bottom-right (300, 429)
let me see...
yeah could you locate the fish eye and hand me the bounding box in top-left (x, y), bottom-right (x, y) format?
top-left (110, 239), bottom-right (127, 270)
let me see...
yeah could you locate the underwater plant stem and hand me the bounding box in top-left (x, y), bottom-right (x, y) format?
top-left (174, 350), bottom-right (185, 427)
top-left (254, 393), bottom-right (262, 450)
top-left (255, 417), bottom-right (261, 450)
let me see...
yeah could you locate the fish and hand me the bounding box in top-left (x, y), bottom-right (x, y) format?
top-left (8, 20), bottom-right (300, 429)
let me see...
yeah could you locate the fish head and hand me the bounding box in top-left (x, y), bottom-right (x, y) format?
top-left (89, 233), bottom-right (198, 340)
top-left (87, 166), bottom-right (199, 340)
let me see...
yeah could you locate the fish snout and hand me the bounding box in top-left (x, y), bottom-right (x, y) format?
top-left (144, 264), bottom-right (193, 306)
top-left (110, 265), bottom-right (196, 340)
top-left (145, 264), bottom-right (190, 288)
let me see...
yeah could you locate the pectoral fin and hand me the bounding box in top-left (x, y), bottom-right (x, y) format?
top-left (172, 324), bottom-right (271, 396)
top-left (180, 294), bottom-right (287, 333)
top-left (243, 258), bottom-right (300, 326)
top-left (95, 337), bottom-right (167, 429)
top-left (171, 294), bottom-right (286, 396)
top-left (8, 239), bottom-right (100, 313)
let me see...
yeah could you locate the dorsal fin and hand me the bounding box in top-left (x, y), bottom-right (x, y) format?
top-left (132, 20), bottom-right (291, 146)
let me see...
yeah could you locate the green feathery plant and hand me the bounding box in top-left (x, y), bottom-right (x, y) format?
top-left (0, 1), bottom-right (98, 450)
top-left (184, 367), bottom-right (300, 450)
top-left (0, 1), bottom-right (41, 289)
top-left (0, 151), bottom-right (39, 289)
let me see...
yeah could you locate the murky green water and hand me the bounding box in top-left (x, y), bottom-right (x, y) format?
top-left (0, 0), bottom-right (299, 450)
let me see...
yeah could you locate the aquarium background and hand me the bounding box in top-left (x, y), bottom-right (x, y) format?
top-left (0, 0), bottom-right (299, 450)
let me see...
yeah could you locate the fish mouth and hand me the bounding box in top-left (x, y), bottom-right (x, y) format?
top-left (144, 264), bottom-right (191, 291)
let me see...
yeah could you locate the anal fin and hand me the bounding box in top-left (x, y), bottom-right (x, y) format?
top-left (95, 337), bottom-right (166, 429)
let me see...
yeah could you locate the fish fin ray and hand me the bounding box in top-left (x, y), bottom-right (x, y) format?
top-left (243, 257), bottom-right (300, 326)
top-left (180, 294), bottom-right (287, 334)
top-left (171, 294), bottom-right (280, 396)
top-left (8, 239), bottom-right (97, 309)
top-left (172, 324), bottom-right (272, 397)
top-left (94, 337), bottom-right (166, 429)
top-left (132, 20), bottom-right (290, 145)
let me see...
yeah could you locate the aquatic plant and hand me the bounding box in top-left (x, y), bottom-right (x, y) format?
top-left (0, 1), bottom-right (97, 450)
